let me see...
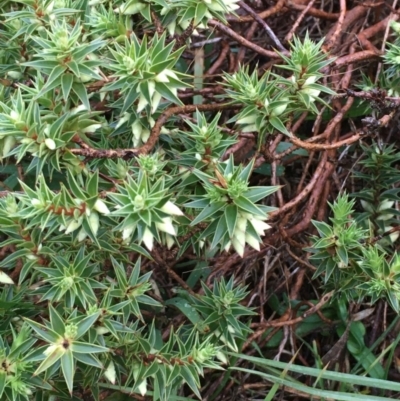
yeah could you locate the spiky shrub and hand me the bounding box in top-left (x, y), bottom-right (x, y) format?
top-left (0, 1), bottom-right (336, 400)
top-left (307, 21), bottom-right (400, 313)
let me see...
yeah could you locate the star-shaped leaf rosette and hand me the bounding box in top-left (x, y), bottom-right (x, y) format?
top-left (185, 156), bottom-right (279, 257)
top-left (108, 170), bottom-right (184, 250)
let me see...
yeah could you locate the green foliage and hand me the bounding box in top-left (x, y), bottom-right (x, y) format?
top-left (224, 33), bottom-right (335, 146)
top-left (307, 143), bottom-right (400, 312)
top-left (0, 0), bottom-right (343, 400)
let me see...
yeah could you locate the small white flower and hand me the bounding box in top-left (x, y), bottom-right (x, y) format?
top-left (151, 92), bottom-right (162, 114)
top-left (7, 71), bottom-right (22, 80)
top-left (94, 199), bottom-right (110, 215)
top-left (161, 201), bottom-right (184, 216)
top-left (236, 216), bottom-right (247, 232)
top-left (122, 226), bottom-right (134, 241)
top-left (232, 235), bottom-right (245, 257)
top-left (271, 97), bottom-right (289, 117)
top-left (378, 200), bottom-right (394, 211)
top-left (165, 234), bottom-right (175, 249)
top-left (245, 233), bottom-right (260, 251)
top-left (385, 226), bottom-right (400, 243)
top-left (116, 112), bottom-right (131, 129)
top-left (104, 361), bottom-right (116, 384)
top-left (132, 120), bottom-right (143, 141)
top-left (88, 212), bottom-right (99, 235)
top-left (77, 228), bottom-right (88, 242)
top-left (44, 138), bottom-right (56, 150)
top-left (0, 271), bottom-right (14, 285)
top-left (70, 104), bottom-right (88, 115)
top-left (361, 199), bottom-right (373, 213)
top-left (155, 70), bottom-right (169, 83)
top-left (138, 379), bottom-right (147, 396)
top-left (249, 218), bottom-right (271, 236)
top-left (215, 351), bottom-right (228, 365)
top-left (43, 344), bottom-right (61, 357)
top-left (236, 115), bottom-right (257, 125)
top-left (65, 219), bottom-right (82, 234)
top-left (137, 94), bottom-right (149, 112)
top-left (95, 326), bottom-right (110, 335)
top-left (10, 110), bottom-right (20, 122)
top-left (31, 198), bottom-right (42, 208)
top-left (156, 217), bottom-right (176, 236)
top-left (141, 128), bottom-right (150, 143)
top-left (142, 227), bottom-right (154, 250)
top-left (114, 2), bottom-right (146, 14)
top-left (82, 124), bottom-right (101, 133)
top-left (148, 80), bottom-right (156, 99)
top-left (2, 136), bottom-right (15, 157)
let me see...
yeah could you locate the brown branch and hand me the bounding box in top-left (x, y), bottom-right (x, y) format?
top-left (206, 41), bottom-right (230, 76)
top-left (289, 132), bottom-right (362, 151)
top-left (286, 1), bottom-right (340, 20)
top-left (323, 0), bottom-right (347, 52)
top-left (285, 0), bottom-right (317, 43)
top-left (69, 103), bottom-right (236, 159)
top-left (227, 0), bottom-right (286, 23)
top-left (238, 1), bottom-right (287, 52)
top-left (334, 49), bottom-right (382, 67)
top-left (207, 20), bottom-right (288, 58)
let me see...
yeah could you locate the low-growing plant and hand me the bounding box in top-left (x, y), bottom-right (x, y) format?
top-left (2, 1), bottom-right (400, 401)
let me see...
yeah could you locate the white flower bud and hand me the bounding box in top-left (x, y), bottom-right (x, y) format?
top-left (137, 94), bottom-right (149, 112)
top-left (31, 198), bottom-right (42, 208)
top-left (249, 219), bottom-right (271, 236)
top-left (114, 2), bottom-right (146, 14)
top-left (122, 226), bottom-right (134, 241)
top-left (0, 271), bottom-right (14, 284)
top-left (141, 128), bottom-right (150, 143)
top-left (2, 136), bottom-right (16, 157)
top-left (82, 124), bottom-right (101, 133)
top-left (148, 81), bottom-right (156, 99)
top-left (360, 200), bottom-right (373, 213)
top-left (45, 138), bottom-right (56, 150)
top-left (151, 92), bottom-right (162, 114)
top-left (166, 234), bottom-right (175, 249)
top-left (138, 379), bottom-right (147, 396)
top-left (88, 212), bottom-right (99, 236)
top-left (65, 219), bottom-right (82, 234)
top-left (236, 115), bottom-right (257, 125)
top-left (155, 71), bottom-right (169, 83)
top-left (94, 199), bottom-right (110, 215)
top-left (160, 201), bottom-right (183, 216)
top-left (245, 233), bottom-right (260, 251)
top-left (77, 228), bottom-right (87, 242)
top-left (7, 71), bottom-right (22, 80)
top-left (232, 235), bottom-right (245, 257)
top-left (215, 351), bottom-right (228, 365)
top-left (156, 217), bottom-right (176, 236)
top-left (142, 227), bottom-right (154, 250)
top-left (378, 200), bottom-right (394, 211)
top-left (132, 120), bottom-right (142, 140)
top-left (10, 110), bottom-right (20, 121)
top-left (236, 216), bottom-right (247, 232)
top-left (104, 361), bottom-right (116, 384)
top-left (95, 326), bottom-right (110, 335)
